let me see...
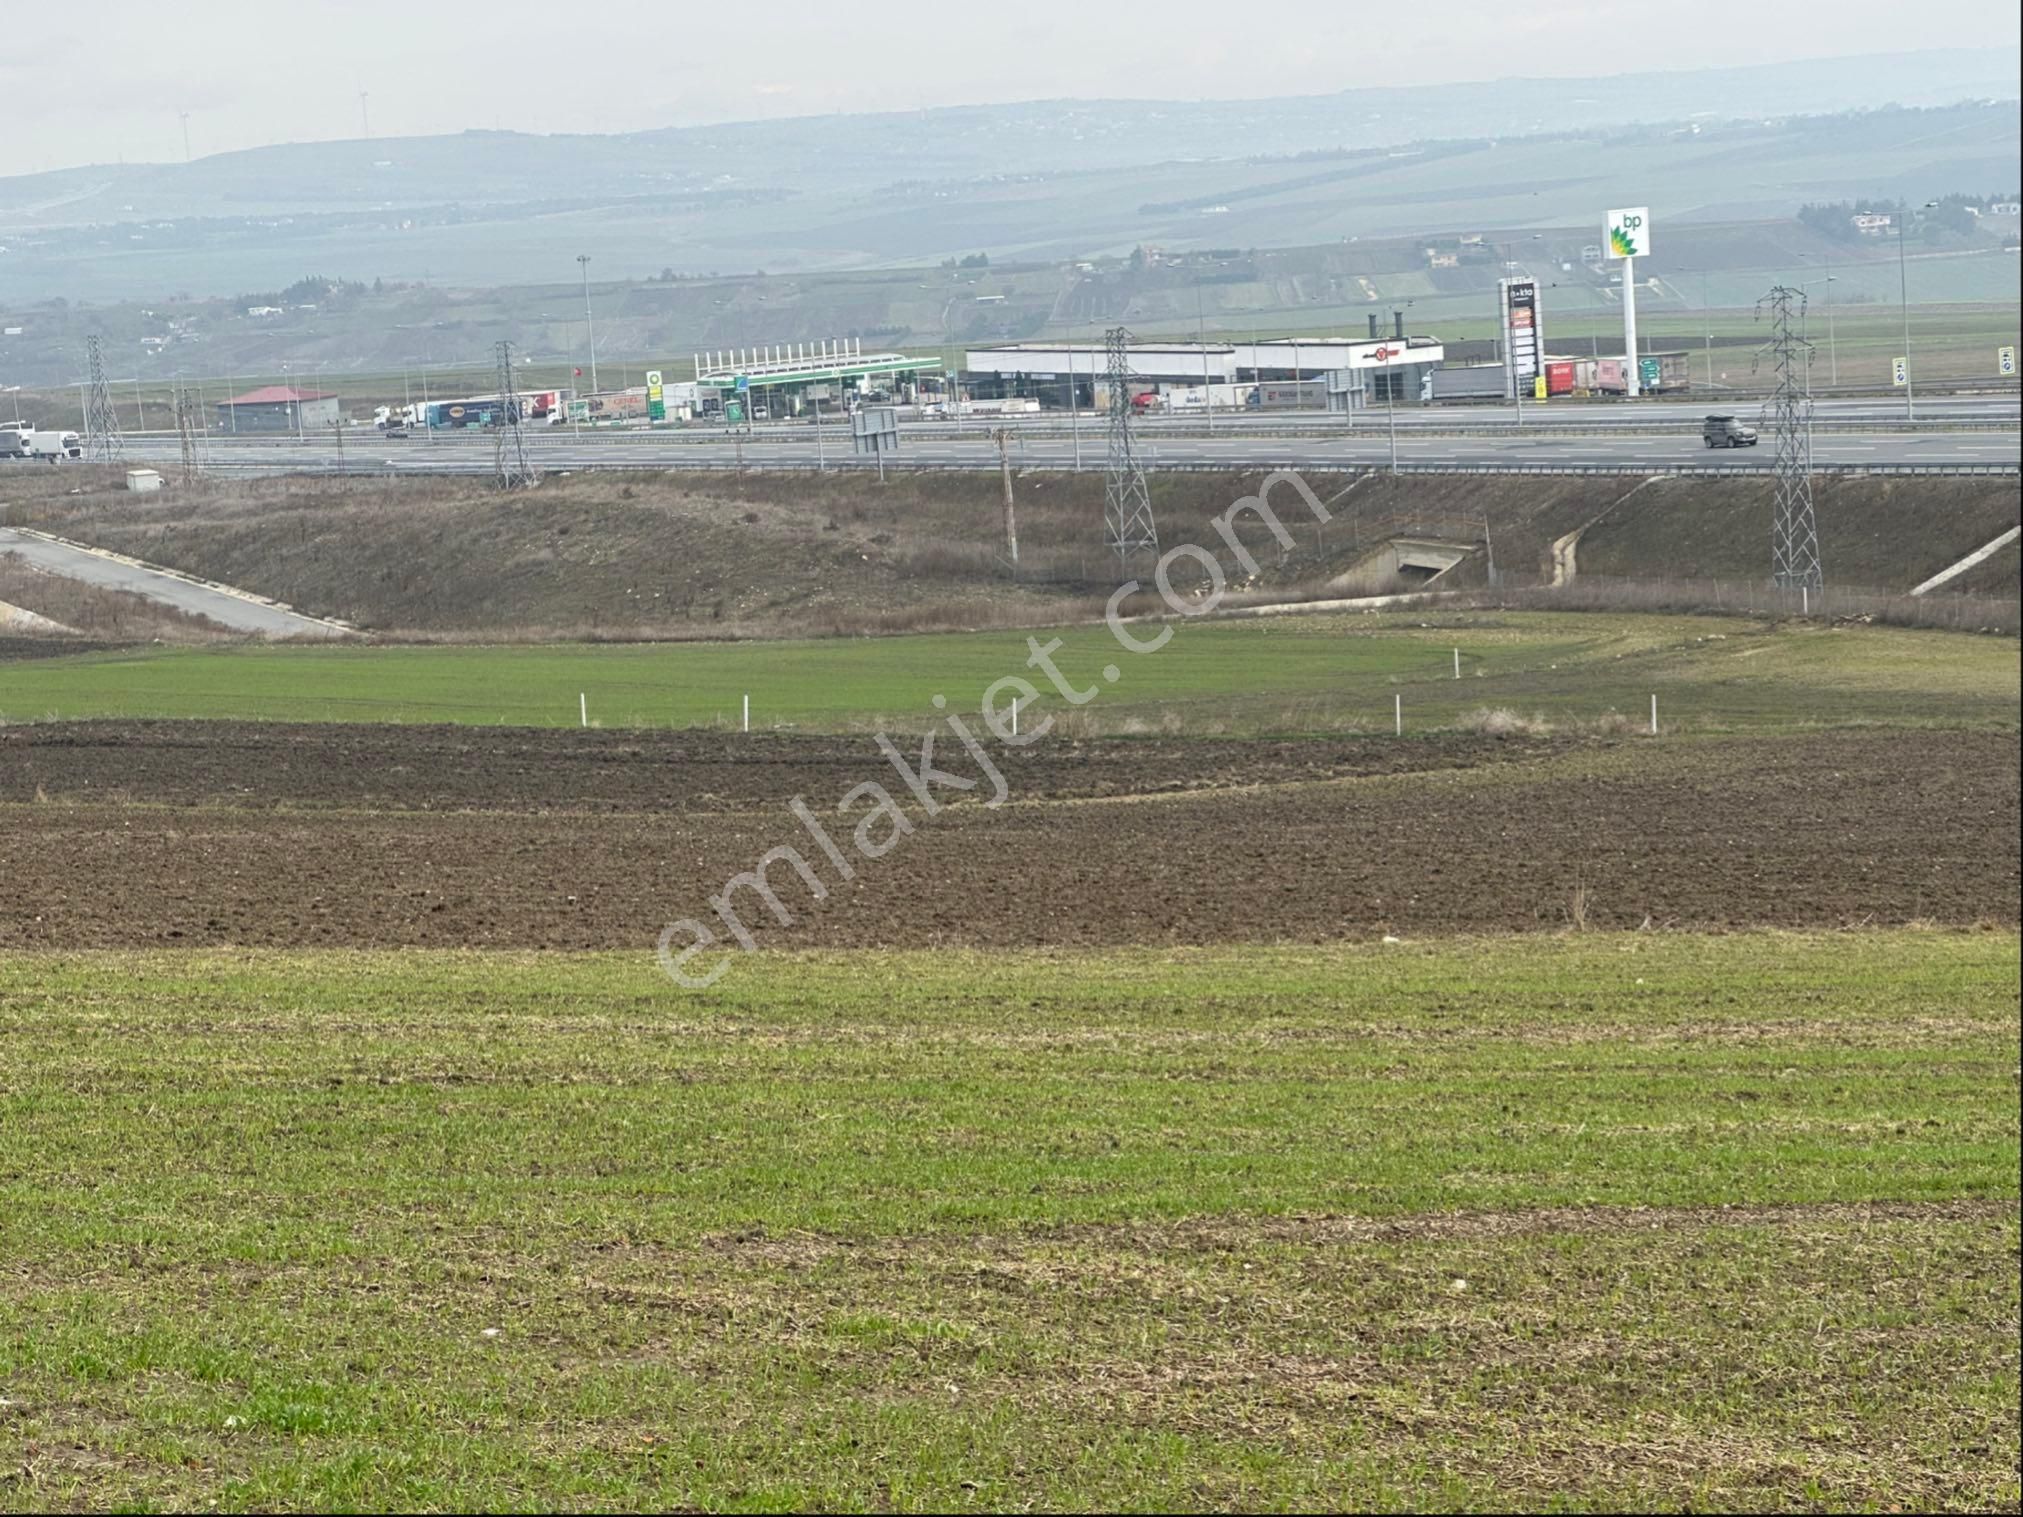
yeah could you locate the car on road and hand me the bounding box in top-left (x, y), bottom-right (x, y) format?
top-left (383, 427), bottom-right (409, 439)
top-left (1702, 414), bottom-right (1758, 448)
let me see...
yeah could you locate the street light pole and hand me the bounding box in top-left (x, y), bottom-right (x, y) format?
top-left (1895, 211), bottom-right (1918, 422)
top-left (1386, 357), bottom-right (1399, 474)
top-left (578, 255), bottom-right (599, 395)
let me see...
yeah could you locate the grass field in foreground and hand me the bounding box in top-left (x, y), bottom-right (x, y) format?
top-left (1, 932), bottom-right (2016, 1510)
top-left (0, 610), bottom-right (2016, 734)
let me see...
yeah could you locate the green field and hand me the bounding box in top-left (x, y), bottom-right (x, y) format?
top-left (0, 932), bottom-right (2014, 1510)
top-left (2, 610), bottom-right (2017, 733)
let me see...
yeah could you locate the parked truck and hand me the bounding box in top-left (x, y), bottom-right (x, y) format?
top-left (1424, 364), bottom-right (1508, 403)
top-left (0, 425), bottom-right (34, 459)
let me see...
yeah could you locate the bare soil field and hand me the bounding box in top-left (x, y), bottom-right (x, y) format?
top-left (2, 721), bottom-right (2013, 950)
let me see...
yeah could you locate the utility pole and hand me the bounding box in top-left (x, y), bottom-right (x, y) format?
top-left (577, 255), bottom-right (599, 394)
top-left (1102, 326), bottom-right (1158, 568)
top-left (178, 111), bottom-right (192, 163)
top-left (1758, 285), bottom-right (1822, 593)
top-left (83, 336), bottom-right (123, 461)
top-left (358, 91), bottom-right (371, 140)
top-left (993, 426), bottom-right (1018, 573)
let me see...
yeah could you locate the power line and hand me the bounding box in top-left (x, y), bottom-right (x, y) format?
top-left (493, 340), bottom-right (538, 489)
top-left (84, 336), bottom-right (124, 462)
top-left (1756, 285), bottom-right (1822, 594)
top-left (1102, 326), bottom-right (1157, 569)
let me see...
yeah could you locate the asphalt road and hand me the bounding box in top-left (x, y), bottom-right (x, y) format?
top-left (0, 528), bottom-right (348, 638)
top-left (96, 420), bottom-right (2022, 478)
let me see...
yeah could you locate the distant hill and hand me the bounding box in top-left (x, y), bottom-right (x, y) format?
top-left (0, 49), bottom-right (2015, 305)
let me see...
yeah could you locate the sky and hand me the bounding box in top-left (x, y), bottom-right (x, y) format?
top-left (6, 0), bottom-right (2019, 171)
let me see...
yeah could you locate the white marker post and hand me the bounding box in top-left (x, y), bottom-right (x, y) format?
top-left (1011, 696), bottom-right (1019, 739)
top-left (1454, 648), bottom-right (1461, 680)
top-left (1650, 694), bottom-right (1658, 735)
top-left (579, 692), bottom-right (587, 728)
top-left (742, 694), bottom-right (750, 733)
top-left (1395, 692), bottom-right (1402, 736)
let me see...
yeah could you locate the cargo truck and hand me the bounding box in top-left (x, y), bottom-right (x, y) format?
top-left (0, 425), bottom-right (33, 458)
top-left (30, 429), bottom-right (82, 461)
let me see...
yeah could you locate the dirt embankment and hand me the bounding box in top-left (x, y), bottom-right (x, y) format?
top-left (2, 469), bottom-right (2011, 642)
top-left (2, 722), bottom-right (2014, 951)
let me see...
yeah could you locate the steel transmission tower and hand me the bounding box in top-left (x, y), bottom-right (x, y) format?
top-left (173, 382), bottom-right (201, 483)
top-left (1102, 326), bottom-right (1158, 567)
top-left (1756, 285), bottom-right (1822, 593)
top-left (84, 336), bottom-right (124, 462)
top-left (492, 340), bottom-right (538, 489)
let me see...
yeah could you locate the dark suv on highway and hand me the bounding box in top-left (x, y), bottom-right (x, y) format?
top-left (1702, 414), bottom-right (1758, 448)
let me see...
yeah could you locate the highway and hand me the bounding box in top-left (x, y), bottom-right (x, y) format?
top-left (89, 414), bottom-right (2022, 479)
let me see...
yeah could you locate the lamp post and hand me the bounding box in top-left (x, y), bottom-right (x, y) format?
top-left (1895, 201), bottom-right (1939, 421)
top-left (577, 255), bottom-right (599, 395)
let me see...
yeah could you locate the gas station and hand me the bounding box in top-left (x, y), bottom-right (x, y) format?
top-left (691, 339), bottom-right (942, 424)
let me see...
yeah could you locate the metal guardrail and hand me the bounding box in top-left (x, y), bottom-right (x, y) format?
top-left (166, 456), bottom-right (2023, 480)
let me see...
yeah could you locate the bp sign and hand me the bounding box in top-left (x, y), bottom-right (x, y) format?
top-left (646, 369), bottom-right (665, 422)
top-left (1606, 206), bottom-right (1651, 259)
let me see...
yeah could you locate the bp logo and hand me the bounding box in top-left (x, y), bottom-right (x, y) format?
top-left (1606, 207), bottom-right (1650, 259)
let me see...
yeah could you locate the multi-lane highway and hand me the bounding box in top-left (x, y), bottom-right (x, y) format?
top-left (90, 422), bottom-right (2020, 480)
top-left (48, 393), bottom-right (2019, 479)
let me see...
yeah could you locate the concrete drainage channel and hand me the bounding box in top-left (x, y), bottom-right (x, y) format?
top-left (0, 527), bottom-right (355, 639)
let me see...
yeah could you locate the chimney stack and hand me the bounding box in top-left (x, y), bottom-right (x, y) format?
top-left (1367, 313), bottom-right (1379, 340)
top-left (1393, 309), bottom-right (1405, 341)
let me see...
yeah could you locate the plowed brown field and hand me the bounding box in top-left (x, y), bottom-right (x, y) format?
top-left (2, 721), bottom-right (2015, 950)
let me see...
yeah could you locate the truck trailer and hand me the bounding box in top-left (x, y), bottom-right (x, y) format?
top-left (1424, 364), bottom-right (1509, 403)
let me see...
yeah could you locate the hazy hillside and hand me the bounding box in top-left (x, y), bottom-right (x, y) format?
top-left (0, 50), bottom-right (2016, 304)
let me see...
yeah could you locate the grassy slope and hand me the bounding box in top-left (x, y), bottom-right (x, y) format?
top-left (5, 466), bottom-right (2014, 643)
top-left (0, 933), bottom-right (2015, 1509)
top-left (0, 610), bottom-right (2015, 733)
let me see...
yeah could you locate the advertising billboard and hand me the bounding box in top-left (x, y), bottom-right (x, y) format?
top-left (1606, 207), bottom-right (1651, 259)
top-left (1501, 277), bottom-right (1544, 389)
top-left (646, 370), bottom-right (666, 422)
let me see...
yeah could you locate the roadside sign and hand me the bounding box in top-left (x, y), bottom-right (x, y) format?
top-left (734, 375), bottom-right (750, 392)
top-left (725, 399), bottom-right (744, 423)
top-left (1891, 356), bottom-right (1909, 387)
top-left (2001, 346), bottom-right (2017, 377)
top-left (1533, 375), bottom-right (1547, 401)
top-left (1606, 206), bottom-right (1651, 259)
top-left (646, 369), bottom-right (665, 422)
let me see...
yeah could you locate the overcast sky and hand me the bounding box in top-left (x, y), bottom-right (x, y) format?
top-left (8, 0), bottom-right (2018, 171)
